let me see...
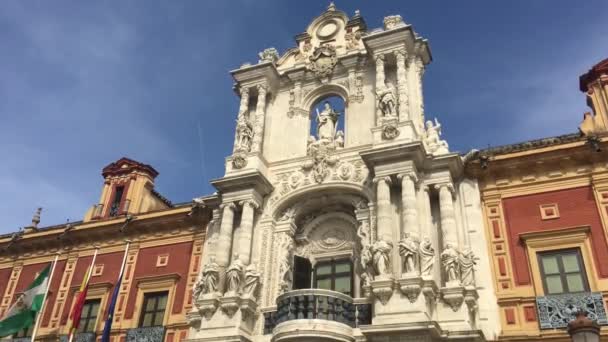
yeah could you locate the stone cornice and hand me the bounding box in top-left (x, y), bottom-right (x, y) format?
top-left (211, 170), bottom-right (274, 196)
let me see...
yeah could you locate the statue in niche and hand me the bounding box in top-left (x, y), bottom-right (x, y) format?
top-left (425, 118), bottom-right (449, 155)
top-left (459, 248), bottom-right (478, 287)
top-left (201, 256), bottom-right (220, 295)
top-left (242, 263), bottom-right (262, 298)
top-left (377, 86), bottom-right (397, 118)
top-left (371, 240), bottom-right (393, 277)
top-left (441, 244), bottom-right (460, 284)
top-left (235, 116), bottom-right (254, 152)
top-left (316, 101), bottom-right (339, 142)
top-left (335, 130), bottom-right (344, 148)
top-left (419, 238), bottom-right (435, 277)
top-left (398, 233), bottom-right (419, 274)
top-left (226, 254), bottom-right (244, 294)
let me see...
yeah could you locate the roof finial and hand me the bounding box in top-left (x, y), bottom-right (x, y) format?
top-left (31, 207), bottom-right (42, 228)
top-left (328, 2), bottom-right (336, 11)
top-left (354, 9), bottom-right (361, 17)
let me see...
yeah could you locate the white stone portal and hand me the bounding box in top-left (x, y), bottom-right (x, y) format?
top-left (188, 4), bottom-right (499, 342)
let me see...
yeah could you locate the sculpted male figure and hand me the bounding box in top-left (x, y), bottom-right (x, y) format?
top-left (371, 240), bottom-right (393, 277)
top-left (459, 248), bottom-right (477, 287)
top-left (441, 244), bottom-right (460, 283)
top-left (419, 238), bottom-right (435, 277)
top-left (226, 254), bottom-right (244, 294)
top-left (242, 263), bottom-right (262, 298)
top-left (201, 256), bottom-right (220, 295)
top-left (399, 233), bottom-right (419, 274)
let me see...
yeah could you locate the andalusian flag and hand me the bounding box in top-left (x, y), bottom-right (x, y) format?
top-left (0, 264), bottom-right (51, 337)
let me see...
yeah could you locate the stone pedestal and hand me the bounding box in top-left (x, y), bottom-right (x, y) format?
top-left (440, 285), bottom-right (464, 312)
top-left (197, 293), bottom-right (221, 320)
top-left (220, 295), bottom-right (242, 318)
top-left (371, 119), bottom-right (417, 146)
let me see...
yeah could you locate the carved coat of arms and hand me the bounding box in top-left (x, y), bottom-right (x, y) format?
top-left (308, 45), bottom-right (338, 78)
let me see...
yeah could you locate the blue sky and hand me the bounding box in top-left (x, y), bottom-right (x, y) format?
top-left (1, 1), bottom-right (606, 233)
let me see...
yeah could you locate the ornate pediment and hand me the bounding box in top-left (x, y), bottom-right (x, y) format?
top-left (308, 44), bottom-right (338, 79)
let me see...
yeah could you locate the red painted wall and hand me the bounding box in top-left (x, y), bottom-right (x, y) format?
top-left (124, 241), bottom-right (193, 319)
top-left (502, 186), bottom-right (608, 285)
top-left (60, 251), bottom-right (124, 324)
top-left (0, 267), bottom-right (12, 300)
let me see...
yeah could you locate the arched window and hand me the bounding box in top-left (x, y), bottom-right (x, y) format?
top-left (309, 95), bottom-right (345, 148)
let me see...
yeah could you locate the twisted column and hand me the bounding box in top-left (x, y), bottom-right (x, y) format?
top-left (216, 202), bottom-right (237, 267)
top-left (251, 84), bottom-right (268, 153)
top-left (398, 172), bottom-right (419, 240)
top-left (436, 183), bottom-right (457, 248)
top-left (237, 200), bottom-right (258, 264)
top-left (395, 50), bottom-right (409, 121)
top-left (375, 176), bottom-right (393, 242)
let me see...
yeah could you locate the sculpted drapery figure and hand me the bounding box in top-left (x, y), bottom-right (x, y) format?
top-left (419, 238), bottom-right (435, 277)
top-left (242, 263), bottom-right (262, 298)
top-left (398, 233), bottom-right (418, 274)
top-left (441, 244), bottom-right (460, 283)
top-left (316, 101), bottom-right (339, 142)
top-left (226, 254), bottom-right (244, 294)
top-left (201, 256), bottom-right (220, 295)
top-left (371, 240), bottom-right (393, 277)
top-left (235, 116), bottom-right (254, 152)
top-left (377, 86), bottom-right (397, 118)
top-left (459, 249), bottom-right (477, 287)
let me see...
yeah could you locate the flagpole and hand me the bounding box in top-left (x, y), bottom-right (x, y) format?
top-left (68, 247), bottom-right (99, 342)
top-left (30, 252), bottom-right (60, 342)
top-left (100, 240), bottom-right (130, 342)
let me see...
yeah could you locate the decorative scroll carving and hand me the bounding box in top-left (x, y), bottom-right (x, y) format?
top-left (345, 29), bottom-right (362, 50)
top-left (258, 47), bottom-right (279, 63)
top-left (383, 15), bottom-right (406, 30)
top-left (232, 152), bottom-right (248, 169)
top-left (277, 233), bottom-right (294, 294)
top-left (308, 44), bottom-right (338, 79)
top-left (536, 292), bottom-right (608, 329)
top-left (382, 120), bottom-right (400, 140)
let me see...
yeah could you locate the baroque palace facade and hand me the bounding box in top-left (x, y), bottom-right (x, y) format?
top-left (1, 4), bottom-right (607, 342)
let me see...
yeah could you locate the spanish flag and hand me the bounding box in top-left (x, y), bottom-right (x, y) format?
top-left (68, 248), bottom-right (98, 341)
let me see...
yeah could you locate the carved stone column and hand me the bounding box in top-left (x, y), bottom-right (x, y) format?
top-left (395, 50), bottom-right (409, 121)
top-left (414, 56), bottom-right (425, 130)
top-left (436, 183), bottom-right (457, 248)
top-left (251, 84), bottom-right (268, 153)
top-left (398, 172), bottom-right (419, 240)
top-left (375, 54), bottom-right (386, 91)
top-left (237, 200), bottom-right (258, 264)
top-left (233, 88), bottom-right (250, 153)
top-left (375, 176), bottom-right (392, 242)
top-left (216, 203), bottom-right (237, 267)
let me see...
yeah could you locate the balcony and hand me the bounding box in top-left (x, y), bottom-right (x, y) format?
top-left (59, 333), bottom-right (96, 342)
top-left (126, 326), bottom-right (165, 342)
top-left (264, 289), bottom-right (372, 342)
top-left (536, 292), bottom-right (608, 329)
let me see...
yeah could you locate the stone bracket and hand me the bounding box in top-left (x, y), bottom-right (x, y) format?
top-left (440, 286), bottom-right (464, 312)
top-left (220, 295), bottom-right (242, 318)
top-left (371, 277), bottom-right (394, 305)
top-left (397, 276), bottom-right (422, 303)
top-left (197, 294), bottom-right (220, 320)
top-left (463, 286), bottom-right (479, 315)
top-left (239, 297), bottom-right (258, 321)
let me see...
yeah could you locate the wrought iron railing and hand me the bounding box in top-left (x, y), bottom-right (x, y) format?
top-left (536, 292), bottom-right (608, 329)
top-left (264, 289), bottom-right (372, 334)
top-left (59, 333), bottom-right (96, 342)
top-left (126, 326), bottom-right (165, 342)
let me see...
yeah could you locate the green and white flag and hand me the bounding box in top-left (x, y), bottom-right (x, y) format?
top-left (0, 264), bottom-right (51, 337)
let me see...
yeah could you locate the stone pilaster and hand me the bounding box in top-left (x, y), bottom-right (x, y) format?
top-left (237, 200), bottom-right (258, 264)
top-left (395, 49), bottom-right (409, 121)
top-left (251, 84), bottom-right (268, 153)
top-left (414, 56), bottom-right (426, 130)
top-left (375, 54), bottom-right (386, 91)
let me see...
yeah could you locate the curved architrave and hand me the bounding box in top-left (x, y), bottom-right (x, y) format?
top-left (270, 183), bottom-right (373, 222)
top-left (299, 212), bottom-right (357, 240)
top-left (301, 83), bottom-right (350, 114)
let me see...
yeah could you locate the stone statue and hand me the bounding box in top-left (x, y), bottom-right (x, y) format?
top-left (419, 237), bottom-right (435, 277)
top-left (235, 116), bottom-right (253, 152)
top-left (441, 244), bottom-right (460, 284)
top-left (377, 86), bottom-right (397, 117)
top-left (242, 263), bottom-right (262, 298)
top-left (193, 277), bottom-right (204, 301)
top-left (398, 233), bottom-right (418, 275)
top-left (360, 245), bottom-right (373, 285)
top-left (459, 248), bottom-right (477, 287)
top-left (226, 254), bottom-right (244, 294)
top-left (201, 256), bottom-right (220, 295)
top-left (335, 130), bottom-right (344, 148)
top-left (371, 240), bottom-right (393, 277)
top-left (316, 101), bottom-right (339, 142)
top-left (425, 118), bottom-right (449, 155)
